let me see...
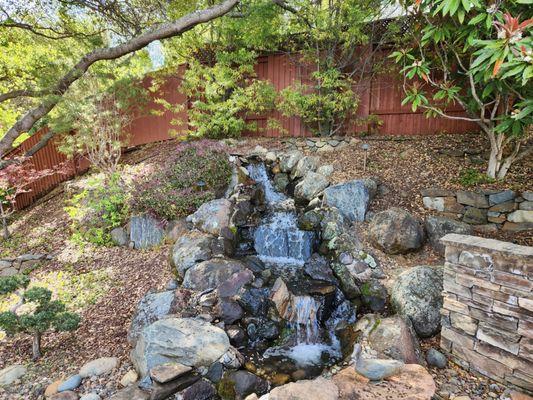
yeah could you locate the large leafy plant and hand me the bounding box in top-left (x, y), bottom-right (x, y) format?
top-left (392, 0), bottom-right (532, 179)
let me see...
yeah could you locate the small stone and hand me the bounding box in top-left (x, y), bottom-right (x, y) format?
top-left (79, 357), bottom-right (119, 378)
top-left (80, 394), bottom-right (101, 400)
top-left (426, 349), bottom-right (447, 369)
top-left (110, 227), bottom-right (129, 246)
top-left (58, 375), bottom-right (82, 392)
top-left (119, 370), bottom-right (138, 387)
top-left (0, 364), bottom-right (26, 386)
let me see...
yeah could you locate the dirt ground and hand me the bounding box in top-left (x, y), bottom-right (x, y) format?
top-left (0, 133), bottom-right (530, 399)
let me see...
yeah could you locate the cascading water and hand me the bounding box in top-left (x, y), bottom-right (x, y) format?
top-left (247, 163), bottom-right (315, 265)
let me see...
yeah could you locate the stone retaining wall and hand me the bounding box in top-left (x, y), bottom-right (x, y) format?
top-left (0, 253), bottom-right (49, 277)
top-left (422, 188), bottom-right (533, 232)
top-left (440, 234), bottom-right (533, 394)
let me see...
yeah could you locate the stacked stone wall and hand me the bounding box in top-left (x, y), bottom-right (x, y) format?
top-left (440, 234), bottom-right (532, 393)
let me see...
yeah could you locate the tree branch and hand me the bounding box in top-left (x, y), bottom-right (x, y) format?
top-left (0, 0), bottom-right (240, 160)
top-left (0, 89), bottom-right (51, 103)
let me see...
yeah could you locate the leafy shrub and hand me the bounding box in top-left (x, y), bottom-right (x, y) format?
top-left (0, 275), bottom-right (80, 360)
top-left (458, 168), bottom-right (496, 187)
top-left (65, 172), bottom-right (129, 246)
top-left (130, 141), bottom-right (232, 221)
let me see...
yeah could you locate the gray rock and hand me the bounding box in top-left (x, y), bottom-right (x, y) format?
top-left (294, 172), bottom-right (330, 202)
top-left (523, 191), bottom-right (533, 201)
top-left (110, 227), bottom-right (129, 247)
top-left (508, 210), bottom-right (533, 223)
top-left (323, 180), bottom-right (371, 222)
top-left (221, 370), bottom-right (269, 398)
top-left (186, 198), bottom-right (233, 236)
top-left (128, 290), bottom-right (178, 344)
top-left (176, 379), bottom-right (217, 400)
top-left (58, 375), bottom-right (82, 392)
top-left (304, 253), bottom-right (336, 283)
top-left (355, 314), bottom-right (424, 365)
top-left (0, 364), bottom-right (26, 386)
top-left (273, 173), bottom-right (289, 192)
top-left (130, 214), bottom-right (165, 249)
top-left (149, 363), bottom-right (192, 383)
top-left (298, 210), bottom-right (323, 231)
top-left (131, 318), bottom-right (230, 377)
top-left (425, 216), bottom-right (472, 255)
top-left (79, 357), bottom-right (119, 378)
top-left (456, 191), bottom-right (489, 208)
top-left (291, 156), bottom-right (319, 180)
top-left (182, 258), bottom-right (248, 291)
top-left (215, 299), bottom-right (244, 325)
top-left (463, 207), bottom-right (488, 225)
top-left (317, 164), bottom-right (334, 177)
top-left (520, 201), bottom-right (533, 211)
top-left (488, 190), bottom-right (515, 205)
top-left (390, 266), bottom-right (443, 338)
top-left (352, 344), bottom-right (404, 381)
top-left (79, 394), bottom-right (101, 400)
top-left (108, 385), bottom-right (149, 400)
top-left (368, 208), bottom-right (425, 254)
top-left (170, 231), bottom-right (214, 278)
top-left (426, 348), bottom-right (447, 369)
top-left (280, 150), bottom-right (303, 173)
top-left (360, 280), bottom-right (388, 313)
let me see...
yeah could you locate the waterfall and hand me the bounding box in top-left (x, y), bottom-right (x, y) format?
top-left (247, 162), bottom-right (315, 265)
top-left (290, 295), bottom-right (321, 344)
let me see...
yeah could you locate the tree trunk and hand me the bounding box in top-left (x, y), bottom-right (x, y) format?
top-left (0, 203), bottom-right (9, 240)
top-left (486, 144), bottom-right (502, 180)
top-left (32, 332), bottom-right (42, 360)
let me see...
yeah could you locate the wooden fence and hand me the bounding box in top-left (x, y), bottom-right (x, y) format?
top-left (8, 53), bottom-right (477, 209)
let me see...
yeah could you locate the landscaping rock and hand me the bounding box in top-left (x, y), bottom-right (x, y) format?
top-left (323, 180), bottom-right (371, 222)
top-left (354, 357), bottom-right (404, 381)
top-left (131, 317), bottom-right (230, 377)
top-left (57, 375), bottom-right (82, 392)
top-left (267, 377), bottom-right (339, 400)
top-left (45, 380), bottom-right (62, 397)
top-left (508, 210), bottom-right (533, 223)
top-left (177, 379), bottom-right (218, 400)
top-left (110, 227), bottom-right (129, 246)
top-left (317, 164), bottom-right (334, 177)
top-left (291, 156), bottom-right (319, 180)
top-left (170, 230), bottom-right (214, 278)
top-left (150, 362), bottom-right (192, 383)
top-left (355, 315), bottom-right (424, 365)
top-left (120, 370), bottom-right (138, 387)
top-left (130, 214), bottom-right (165, 249)
top-left (128, 290), bottom-right (179, 343)
top-left (215, 298), bottom-right (244, 324)
top-left (280, 150), bottom-right (303, 173)
top-left (426, 348), bottom-right (447, 369)
top-left (294, 172), bottom-right (330, 202)
top-left (182, 258), bottom-right (248, 291)
top-left (79, 394), bottom-right (101, 400)
top-left (456, 191), bottom-right (489, 208)
top-left (109, 385), bottom-right (149, 400)
top-left (0, 364), bottom-right (26, 386)
top-left (390, 266), bottom-right (443, 338)
top-left (186, 198), bottom-right (233, 236)
top-left (425, 216), bottom-right (472, 255)
top-left (273, 173), bottom-right (289, 192)
top-left (79, 357), bottom-right (119, 378)
top-left (368, 208), bottom-right (425, 254)
top-left (462, 207), bottom-right (487, 225)
top-left (221, 370), bottom-right (269, 398)
top-left (360, 280), bottom-right (388, 313)
top-left (488, 190), bottom-right (515, 205)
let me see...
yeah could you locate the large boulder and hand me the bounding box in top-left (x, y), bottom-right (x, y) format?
top-left (279, 150), bottom-right (304, 173)
top-left (368, 208), bottom-right (425, 254)
top-left (424, 216), bottom-right (471, 255)
top-left (390, 266), bottom-right (443, 338)
top-left (170, 230), bottom-right (214, 278)
top-left (182, 258), bottom-right (248, 291)
top-left (128, 290), bottom-right (189, 344)
top-left (355, 314), bottom-right (424, 364)
top-left (130, 214), bottom-right (165, 249)
top-left (131, 318), bottom-right (230, 377)
top-left (294, 172), bottom-right (330, 202)
top-left (323, 180), bottom-right (371, 222)
top-left (186, 199), bottom-right (233, 236)
top-left (291, 156), bottom-right (319, 180)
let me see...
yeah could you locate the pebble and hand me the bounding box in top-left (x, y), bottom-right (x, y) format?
top-left (58, 375), bottom-right (82, 392)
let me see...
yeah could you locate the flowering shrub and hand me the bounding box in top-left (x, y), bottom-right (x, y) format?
top-left (130, 140), bottom-right (231, 221)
